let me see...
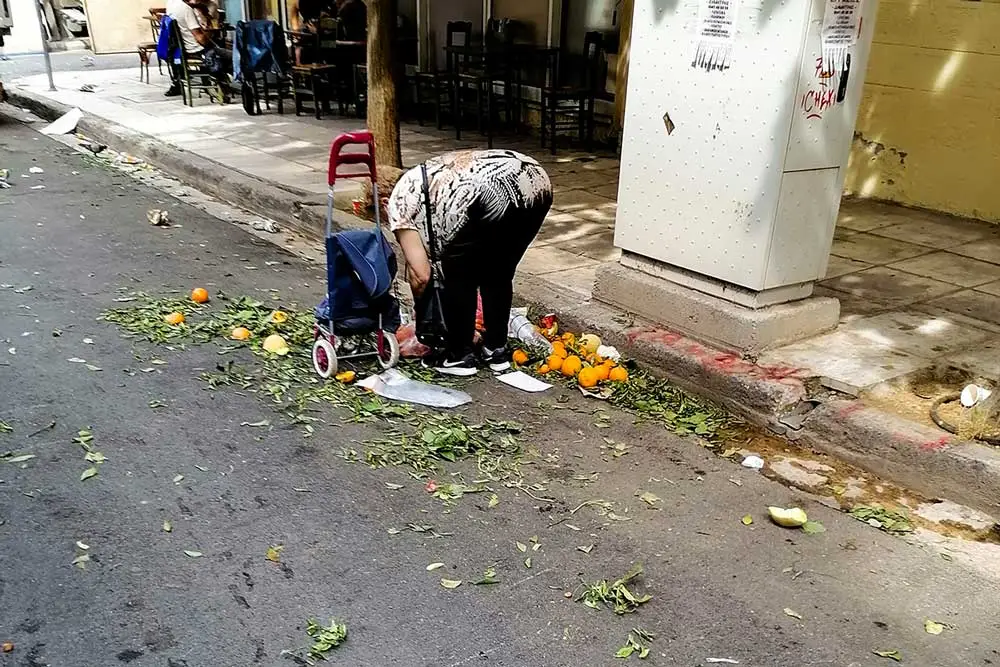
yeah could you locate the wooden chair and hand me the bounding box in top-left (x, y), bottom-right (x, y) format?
top-left (137, 11), bottom-right (164, 83)
top-left (540, 31), bottom-right (605, 154)
top-left (453, 18), bottom-right (518, 146)
top-left (413, 21), bottom-right (472, 130)
top-left (291, 63), bottom-right (337, 118)
top-left (171, 20), bottom-right (221, 106)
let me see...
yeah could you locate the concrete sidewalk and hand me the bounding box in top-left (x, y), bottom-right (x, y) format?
top-left (7, 67), bottom-right (1000, 516)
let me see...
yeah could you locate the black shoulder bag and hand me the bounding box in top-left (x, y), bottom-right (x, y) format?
top-left (414, 164), bottom-right (449, 348)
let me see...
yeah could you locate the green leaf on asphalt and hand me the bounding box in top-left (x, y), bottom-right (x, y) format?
top-left (850, 505), bottom-right (913, 535)
top-left (306, 618), bottom-right (348, 658)
top-left (84, 451), bottom-right (106, 463)
top-left (440, 578), bottom-right (462, 589)
top-left (488, 493), bottom-right (499, 508)
top-left (924, 619), bottom-right (945, 635)
top-left (3, 454), bottom-right (36, 464)
top-left (638, 491), bottom-right (661, 507)
top-left (72, 554), bottom-right (90, 569)
top-left (383, 482), bottom-right (404, 490)
top-left (265, 545), bottom-right (283, 562)
top-left (76, 541), bottom-right (90, 550)
top-left (0, 420), bottom-right (12, 433)
top-left (473, 567), bottom-right (498, 585)
top-left (615, 646), bottom-right (634, 659)
top-left (516, 541), bottom-right (528, 553)
top-left (741, 514), bottom-right (753, 525)
top-left (162, 520), bottom-right (172, 533)
top-left (577, 545), bottom-right (594, 554)
top-left (783, 608), bottom-right (802, 620)
top-left (578, 564), bottom-right (651, 615)
top-left (874, 649), bottom-right (902, 661)
top-left (241, 419), bottom-right (270, 427)
top-left (80, 466), bottom-right (98, 481)
top-left (524, 557), bottom-right (532, 569)
top-left (173, 474), bottom-right (184, 484)
top-left (426, 562), bottom-right (444, 571)
top-left (183, 550), bottom-right (203, 558)
top-left (802, 520), bottom-right (826, 535)
top-left (73, 429), bottom-right (93, 449)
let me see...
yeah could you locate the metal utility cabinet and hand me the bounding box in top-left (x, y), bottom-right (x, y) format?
top-left (614, 0), bottom-right (879, 305)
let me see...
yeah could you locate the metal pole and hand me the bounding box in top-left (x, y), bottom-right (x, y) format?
top-left (33, 0), bottom-right (55, 91)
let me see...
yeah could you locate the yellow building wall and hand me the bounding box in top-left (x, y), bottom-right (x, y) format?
top-left (844, 0), bottom-right (1000, 223)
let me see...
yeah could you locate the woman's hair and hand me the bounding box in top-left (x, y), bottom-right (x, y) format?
top-left (359, 164), bottom-right (405, 222)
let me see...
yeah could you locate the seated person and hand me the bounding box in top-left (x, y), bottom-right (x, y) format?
top-left (336, 0), bottom-right (366, 41)
top-left (164, 0), bottom-right (231, 98)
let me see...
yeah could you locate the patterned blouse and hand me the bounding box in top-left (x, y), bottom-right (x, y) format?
top-left (386, 149), bottom-right (552, 248)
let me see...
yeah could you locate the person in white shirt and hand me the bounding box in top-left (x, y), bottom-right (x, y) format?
top-left (384, 149), bottom-right (552, 376)
top-left (165, 0), bottom-right (225, 97)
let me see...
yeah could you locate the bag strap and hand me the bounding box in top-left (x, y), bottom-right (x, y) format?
top-left (419, 164), bottom-right (439, 266)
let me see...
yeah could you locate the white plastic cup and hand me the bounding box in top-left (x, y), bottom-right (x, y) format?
top-left (960, 384), bottom-right (992, 408)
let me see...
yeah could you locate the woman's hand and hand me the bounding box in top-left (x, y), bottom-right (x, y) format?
top-left (407, 262), bottom-right (430, 297)
top-left (396, 229), bottom-right (432, 298)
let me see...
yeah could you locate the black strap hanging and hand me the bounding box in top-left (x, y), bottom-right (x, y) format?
top-left (420, 164), bottom-right (439, 268)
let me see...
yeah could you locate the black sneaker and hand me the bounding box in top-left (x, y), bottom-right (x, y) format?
top-left (480, 346), bottom-right (510, 373)
top-left (422, 351), bottom-right (478, 377)
top-left (164, 86), bottom-right (182, 97)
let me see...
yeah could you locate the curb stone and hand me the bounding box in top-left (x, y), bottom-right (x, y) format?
top-left (9, 87), bottom-right (1000, 517)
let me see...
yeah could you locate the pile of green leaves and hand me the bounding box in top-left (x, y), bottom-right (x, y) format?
top-left (616, 627), bottom-right (655, 659)
top-left (361, 416), bottom-right (522, 471)
top-left (849, 504), bottom-right (914, 535)
top-left (578, 563), bottom-right (652, 615)
top-left (607, 370), bottom-right (734, 442)
top-left (306, 618), bottom-right (347, 659)
top-left (103, 293), bottom-right (314, 348)
top-left (104, 294), bottom-right (527, 479)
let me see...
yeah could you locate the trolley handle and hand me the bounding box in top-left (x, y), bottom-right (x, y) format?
top-left (328, 131), bottom-right (377, 186)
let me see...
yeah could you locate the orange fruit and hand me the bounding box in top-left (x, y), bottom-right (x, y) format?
top-left (538, 364), bottom-right (550, 374)
top-left (577, 366), bottom-right (600, 388)
top-left (512, 349), bottom-right (529, 365)
top-left (191, 287), bottom-right (209, 304)
top-left (546, 354), bottom-right (564, 372)
top-left (164, 311), bottom-right (184, 325)
top-left (230, 326), bottom-right (252, 341)
top-left (561, 355), bottom-right (582, 377)
top-left (596, 362), bottom-right (612, 382)
top-left (551, 341), bottom-right (568, 359)
top-left (609, 366), bottom-right (629, 383)
top-left (270, 310), bottom-right (288, 324)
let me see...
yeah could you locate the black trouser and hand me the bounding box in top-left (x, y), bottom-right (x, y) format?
top-left (168, 46), bottom-right (231, 89)
top-left (437, 195), bottom-right (552, 358)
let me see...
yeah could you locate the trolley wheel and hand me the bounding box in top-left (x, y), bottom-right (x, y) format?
top-left (377, 330), bottom-right (400, 369)
top-left (312, 338), bottom-right (338, 379)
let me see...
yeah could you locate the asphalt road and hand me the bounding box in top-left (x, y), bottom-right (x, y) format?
top-left (1, 111), bottom-right (999, 667)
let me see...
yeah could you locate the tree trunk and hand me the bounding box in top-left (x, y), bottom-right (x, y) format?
top-left (367, 0), bottom-right (403, 168)
top-left (612, 0), bottom-right (634, 148)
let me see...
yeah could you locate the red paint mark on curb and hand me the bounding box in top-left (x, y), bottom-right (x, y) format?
top-left (919, 436), bottom-right (951, 453)
top-left (625, 326), bottom-right (806, 386)
top-left (837, 402), bottom-right (865, 420)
